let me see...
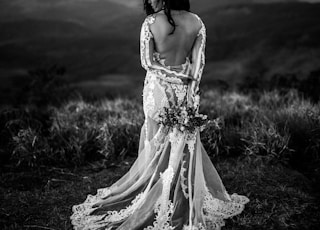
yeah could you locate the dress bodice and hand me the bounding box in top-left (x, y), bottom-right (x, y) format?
top-left (70, 12), bottom-right (249, 230)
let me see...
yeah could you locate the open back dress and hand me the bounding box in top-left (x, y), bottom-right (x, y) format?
top-left (70, 13), bottom-right (249, 230)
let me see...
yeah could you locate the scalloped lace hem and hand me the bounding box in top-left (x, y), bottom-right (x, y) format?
top-left (201, 192), bottom-right (250, 230)
top-left (70, 188), bottom-right (146, 230)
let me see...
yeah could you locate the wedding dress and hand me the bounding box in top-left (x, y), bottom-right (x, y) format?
top-left (71, 13), bottom-right (249, 230)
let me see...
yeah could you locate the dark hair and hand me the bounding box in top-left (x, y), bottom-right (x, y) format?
top-left (143, 0), bottom-right (191, 34)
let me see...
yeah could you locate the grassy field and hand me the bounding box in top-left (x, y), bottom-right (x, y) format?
top-left (1, 1), bottom-right (320, 228)
top-left (1, 154), bottom-right (319, 229)
top-left (0, 88), bottom-right (320, 229)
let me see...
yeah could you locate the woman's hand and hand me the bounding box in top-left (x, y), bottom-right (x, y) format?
top-left (165, 73), bottom-right (196, 84)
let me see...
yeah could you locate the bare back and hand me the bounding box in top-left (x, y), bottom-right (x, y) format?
top-left (149, 11), bottom-right (202, 66)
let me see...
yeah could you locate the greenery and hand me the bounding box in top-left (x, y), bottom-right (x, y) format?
top-left (0, 88), bottom-right (320, 229)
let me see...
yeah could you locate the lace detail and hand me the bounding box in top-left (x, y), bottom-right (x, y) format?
top-left (180, 157), bottom-right (189, 199)
top-left (154, 52), bottom-right (192, 76)
top-left (180, 132), bottom-right (196, 202)
top-left (156, 77), bottom-right (170, 109)
top-left (172, 84), bottom-right (188, 105)
top-left (158, 78), bottom-right (176, 107)
top-left (143, 74), bottom-right (155, 150)
top-left (140, 15), bottom-right (189, 79)
top-left (189, 13), bottom-right (206, 111)
top-left (104, 192), bottom-right (146, 222)
top-left (156, 72), bottom-right (185, 85)
top-left (202, 190), bottom-right (250, 229)
top-left (71, 188), bottom-right (147, 230)
top-left (150, 125), bottom-right (169, 158)
top-left (143, 74), bottom-right (156, 117)
top-left (71, 188), bottom-right (111, 229)
top-left (183, 223), bottom-right (206, 230)
top-left (144, 166), bottom-right (175, 230)
top-left (140, 15), bottom-right (156, 70)
top-left (161, 95), bottom-right (170, 109)
top-left (186, 133), bottom-right (197, 154)
top-left (71, 13), bottom-right (249, 230)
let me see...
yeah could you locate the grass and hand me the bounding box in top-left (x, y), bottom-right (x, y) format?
top-left (0, 88), bottom-right (320, 229)
top-left (1, 156), bottom-right (319, 229)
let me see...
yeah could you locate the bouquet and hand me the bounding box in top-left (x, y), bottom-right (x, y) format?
top-left (157, 105), bottom-right (209, 134)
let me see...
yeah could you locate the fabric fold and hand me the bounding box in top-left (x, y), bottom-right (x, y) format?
top-left (70, 12), bottom-right (249, 230)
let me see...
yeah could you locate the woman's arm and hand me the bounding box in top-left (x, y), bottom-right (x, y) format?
top-left (190, 15), bottom-right (206, 96)
top-left (187, 14), bottom-right (206, 109)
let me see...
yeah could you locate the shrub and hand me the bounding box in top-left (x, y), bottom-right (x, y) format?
top-left (1, 88), bottom-right (319, 176)
top-left (1, 98), bottom-right (143, 168)
top-left (11, 127), bottom-right (49, 167)
top-left (271, 99), bottom-right (320, 171)
top-left (240, 118), bottom-right (292, 164)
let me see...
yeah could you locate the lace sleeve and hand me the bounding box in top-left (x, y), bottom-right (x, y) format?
top-left (140, 15), bottom-right (156, 71)
top-left (140, 15), bottom-right (190, 78)
top-left (188, 14), bottom-right (206, 109)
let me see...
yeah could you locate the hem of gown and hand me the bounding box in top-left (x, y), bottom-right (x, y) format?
top-left (71, 188), bottom-right (111, 229)
top-left (70, 185), bottom-right (249, 230)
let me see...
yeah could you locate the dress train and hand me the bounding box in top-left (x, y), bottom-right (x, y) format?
top-left (70, 13), bottom-right (249, 230)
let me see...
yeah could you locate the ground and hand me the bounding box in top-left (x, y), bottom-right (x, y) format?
top-left (1, 156), bottom-right (319, 230)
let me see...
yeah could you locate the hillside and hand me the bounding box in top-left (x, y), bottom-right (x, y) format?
top-left (202, 2), bottom-right (320, 86)
top-left (1, 89), bottom-right (320, 228)
top-left (0, 0), bottom-right (320, 102)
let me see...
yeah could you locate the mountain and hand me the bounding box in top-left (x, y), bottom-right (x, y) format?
top-left (0, 0), bottom-right (138, 28)
top-left (0, 0), bottom-right (320, 102)
top-left (201, 2), bottom-right (320, 85)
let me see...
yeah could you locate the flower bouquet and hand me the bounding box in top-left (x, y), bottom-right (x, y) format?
top-left (157, 105), bottom-right (210, 134)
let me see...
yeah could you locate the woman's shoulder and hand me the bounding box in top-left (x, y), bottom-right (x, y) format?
top-left (143, 11), bottom-right (203, 27)
top-left (142, 14), bottom-right (157, 25)
top-left (181, 12), bottom-right (204, 35)
top-left (188, 12), bottom-right (205, 28)
top-left (189, 12), bottom-right (202, 20)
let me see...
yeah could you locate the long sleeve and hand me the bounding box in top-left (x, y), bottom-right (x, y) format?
top-left (140, 16), bottom-right (156, 71)
top-left (190, 15), bottom-right (206, 95)
top-left (188, 15), bottom-right (206, 109)
top-left (140, 15), bottom-right (190, 79)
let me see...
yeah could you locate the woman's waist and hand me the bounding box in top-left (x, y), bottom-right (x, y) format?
top-left (153, 52), bottom-right (191, 74)
top-left (145, 70), bottom-right (190, 85)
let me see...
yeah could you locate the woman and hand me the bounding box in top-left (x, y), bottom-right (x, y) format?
top-left (71, 0), bottom-right (249, 229)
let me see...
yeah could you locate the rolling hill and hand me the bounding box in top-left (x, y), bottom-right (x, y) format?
top-left (0, 0), bottom-right (320, 103)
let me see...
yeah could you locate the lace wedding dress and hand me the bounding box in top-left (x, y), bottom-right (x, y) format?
top-left (71, 13), bottom-right (249, 230)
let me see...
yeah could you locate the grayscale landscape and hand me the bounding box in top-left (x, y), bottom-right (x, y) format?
top-left (1, 1), bottom-right (320, 229)
top-left (0, 0), bottom-right (319, 102)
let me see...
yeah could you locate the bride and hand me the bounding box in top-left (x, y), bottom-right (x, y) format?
top-left (71, 0), bottom-right (249, 229)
